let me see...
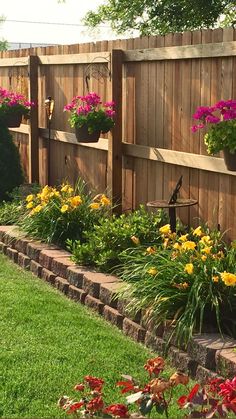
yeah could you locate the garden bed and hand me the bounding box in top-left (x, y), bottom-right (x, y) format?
top-left (1, 224), bottom-right (236, 383)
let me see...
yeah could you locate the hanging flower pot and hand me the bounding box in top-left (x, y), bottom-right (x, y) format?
top-left (191, 100), bottom-right (236, 171)
top-left (64, 92), bottom-right (115, 143)
top-left (3, 112), bottom-right (23, 128)
top-left (223, 148), bottom-right (236, 171)
top-left (0, 87), bottom-right (35, 128)
top-left (75, 125), bottom-right (101, 143)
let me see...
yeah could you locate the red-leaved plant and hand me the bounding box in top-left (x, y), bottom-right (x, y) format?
top-left (58, 357), bottom-right (236, 418)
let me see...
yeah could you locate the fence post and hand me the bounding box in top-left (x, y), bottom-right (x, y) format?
top-left (28, 55), bottom-right (39, 183)
top-left (108, 49), bottom-right (123, 214)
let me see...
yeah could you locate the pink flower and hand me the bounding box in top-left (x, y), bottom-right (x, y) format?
top-left (191, 123), bottom-right (204, 132)
top-left (104, 101), bottom-right (115, 107)
top-left (222, 109), bottom-right (236, 120)
top-left (205, 115), bottom-right (221, 124)
top-left (105, 109), bottom-right (116, 118)
top-left (192, 106), bottom-right (213, 120)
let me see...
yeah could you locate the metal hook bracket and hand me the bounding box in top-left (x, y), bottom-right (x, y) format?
top-left (84, 56), bottom-right (111, 92)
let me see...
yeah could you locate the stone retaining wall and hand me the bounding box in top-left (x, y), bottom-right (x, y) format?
top-left (1, 225), bottom-right (236, 382)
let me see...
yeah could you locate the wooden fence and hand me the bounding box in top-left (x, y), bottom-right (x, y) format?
top-left (0, 27), bottom-right (236, 239)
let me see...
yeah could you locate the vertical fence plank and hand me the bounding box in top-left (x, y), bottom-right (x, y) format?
top-left (122, 38), bottom-right (135, 211)
top-left (28, 55), bottom-right (39, 183)
top-left (108, 49), bottom-right (123, 213)
top-left (218, 28), bottom-right (234, 235)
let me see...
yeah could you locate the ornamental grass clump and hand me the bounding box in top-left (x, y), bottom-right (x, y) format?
top-left (19, 180), bottom-right (111, 247)
top-left (64, 92), bottom-right (115, 134)
top-left (118, 224), bottom-right (236, 344)
top-left (191, 99), bottom-right (236, 155)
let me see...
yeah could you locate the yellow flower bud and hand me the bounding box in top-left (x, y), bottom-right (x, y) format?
top-left (148, 267), bottom-right (158, 276)
top-left (131, 236), bottom-right (140, 245)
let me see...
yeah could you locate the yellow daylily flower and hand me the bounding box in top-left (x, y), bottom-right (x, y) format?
top-left (70, 195), bottom-right (82, 207)
top-left (26, 201), bottom-right (34, 209)
top-left (182, 241), bottom-right (196, 251)
top-left (100, 195), bottom-right (111, 206)
top-left (200, 235), bottom-right (213, 246)
top-left (49, 189), bottom-right (60, 198)
top-left (220, 272), bottom-right (236, 287)
top-left (31, 205), bottom-right (43, 214)
top-left (159, 224), bottom-right (171, 235)
top-left (179, 234), bottom-right (188, 242)
top-left (201, 255), bottom-right (207, 262)
top-left (173, 242), bottom-right (181, 250)
top-left (89, 202), bottom-right (101, 210)
top-left (193, 226), bottom-right (203, 237)
top-left (184, 263), bottom-right (194, 275)
top-left (26, 194), bottom-right (34, 202)
top-left (61, 204), bottom-right (69, 213)
top-left (61, 184), bottom-right (74, 194)
top-left (201, 246), bottom-right (212, 255)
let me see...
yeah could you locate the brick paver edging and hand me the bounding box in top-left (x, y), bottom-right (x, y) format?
top-left (1, 225), bottom-right (236, 382)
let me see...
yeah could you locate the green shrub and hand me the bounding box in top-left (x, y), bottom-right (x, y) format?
top-left (0, 126), bottom-right (24, 201)
top-left (18, 180), bottom-right (111, 247)
top-left (69, 206), bottom-right (168, 272)
top-left (117, 224), bottom-right (236, 345)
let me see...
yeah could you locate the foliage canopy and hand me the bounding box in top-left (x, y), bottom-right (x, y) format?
top-left (84, 0), bottom-right (236, 36)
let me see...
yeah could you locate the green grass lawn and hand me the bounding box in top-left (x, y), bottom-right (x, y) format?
top-left (0, 253), bottom-right (189, 418)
